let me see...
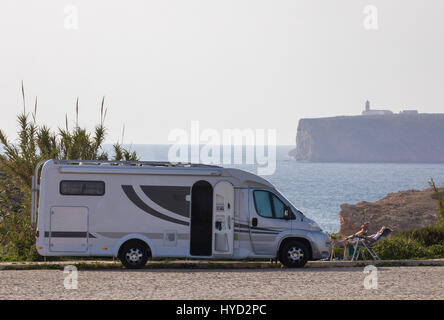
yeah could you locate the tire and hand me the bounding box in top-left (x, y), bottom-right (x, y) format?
top-left (279, 240), bottom-right (309, 268)
top-left (119, 241), bottom-right (149, 269)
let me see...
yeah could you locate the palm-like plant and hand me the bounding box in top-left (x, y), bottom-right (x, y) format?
top-left (0, 82), bottom-right (138, 261)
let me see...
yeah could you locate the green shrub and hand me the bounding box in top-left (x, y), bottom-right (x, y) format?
top-left (374, 238), bottom-right (428, 260)
top-left (425, 244), bottom-right (444, 257)
top-left (331, 246), bottom-right (344, 259)
top-left (374, 223), bottom-right (444, 260)
top-left (396, 225), bottom-right (444, 247)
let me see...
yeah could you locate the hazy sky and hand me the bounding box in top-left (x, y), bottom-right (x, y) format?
top-left (1, 0), bottom-right (443, 145)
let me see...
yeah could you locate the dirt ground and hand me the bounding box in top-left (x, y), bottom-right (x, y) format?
top-left (1, 266), bottom-right (443, 300)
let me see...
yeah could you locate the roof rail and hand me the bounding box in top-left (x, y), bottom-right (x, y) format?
top-left (52, 159), bottom-right (222, 169)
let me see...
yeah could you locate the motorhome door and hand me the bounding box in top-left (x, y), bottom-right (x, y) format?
top-left (190, 181), bottom-right (213, 256)
top-left (49, 206), bottom-right (89, 252)
top-left (212, 181), bottom-right (235, 256)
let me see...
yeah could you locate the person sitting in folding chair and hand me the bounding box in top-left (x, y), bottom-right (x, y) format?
top-left (329, 222), bottom-right (369, 260)
top-left (367, 226), bottom-right (392, 242)
top-left (343, 222), bottom-right (370, 260)
top-left (348, 226), bottom-right (393, 261)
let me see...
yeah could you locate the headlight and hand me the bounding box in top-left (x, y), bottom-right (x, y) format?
top-left (308, 221), bottom-right (323, 231)
top-left (309, 221), bottom-right (319, 227)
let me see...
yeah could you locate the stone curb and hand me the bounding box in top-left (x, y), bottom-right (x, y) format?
top-left (1, 258), bottom-right (444, 270)
top-left (308, 259), bottom-right (444, 268)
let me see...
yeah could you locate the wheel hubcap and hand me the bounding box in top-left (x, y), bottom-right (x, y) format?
top-left (126, 248), bottom-right (143, 264)
top-left (288, 247), bottom-right (304, 262)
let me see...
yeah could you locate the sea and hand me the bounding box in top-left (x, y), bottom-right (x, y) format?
top-left (109, 144), bottom-right (444, 233)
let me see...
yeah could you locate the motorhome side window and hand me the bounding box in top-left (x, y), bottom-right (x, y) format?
top-left (60, 180), bottom-right (105, 196)
top-left (253, 190), bottom-right (286, 219)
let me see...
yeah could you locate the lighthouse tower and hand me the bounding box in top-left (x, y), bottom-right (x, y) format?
top-left (362, 100), bottom-right (393, 116)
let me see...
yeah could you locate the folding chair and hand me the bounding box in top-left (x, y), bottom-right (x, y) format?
top-left (350, 228), bottom-right (392, 261)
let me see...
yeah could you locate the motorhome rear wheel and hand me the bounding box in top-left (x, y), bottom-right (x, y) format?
top-left (119, 240), bottom-right (150, 269)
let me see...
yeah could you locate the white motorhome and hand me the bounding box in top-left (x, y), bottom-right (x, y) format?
top-left (32, 160), bottom-right (330, 268)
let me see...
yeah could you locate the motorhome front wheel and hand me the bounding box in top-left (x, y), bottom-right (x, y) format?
top-left (279, 240), bottom-right (309, 268)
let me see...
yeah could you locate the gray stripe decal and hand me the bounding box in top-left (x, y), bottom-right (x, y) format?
top-left (97, 232), bottom-right (163, 239)
top-left (140, 186), bottom-right (190, 218)
top-left (235, 223), bottom-right (279, 233)
top-left (234, 229), bottom-right (279, 235)
top-left (177, 233), bottom-right (190, 240)
top-left (122, 185), bottom-right (189, 226)
top-left (96, 232), bottom-right (190, 240)
top-left (235, 229), bottom-right (250, 233)
top-left (44, 231), bottom-right (96, 238)
top-left (252, 231), bottom-right (279, 235)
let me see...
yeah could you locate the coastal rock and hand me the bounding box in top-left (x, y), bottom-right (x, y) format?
top-left (338, 188), bottom-right (440, 236)
top-left (294, 114), bottom-right (444, 162)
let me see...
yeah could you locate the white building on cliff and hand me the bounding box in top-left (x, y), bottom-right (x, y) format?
top-left (362, 100), bottom-right (393, 116)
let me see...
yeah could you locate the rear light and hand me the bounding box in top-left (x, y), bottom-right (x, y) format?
top-left (35, 230), bottom-right (39, 239)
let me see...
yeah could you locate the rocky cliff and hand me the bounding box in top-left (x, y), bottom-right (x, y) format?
top-left (294, 114), bottom-right (444, 162)
top-left (338, 188), bottom-right (441, 236)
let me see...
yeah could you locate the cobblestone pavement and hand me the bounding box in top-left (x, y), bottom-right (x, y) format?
top-left (1, 266), bottom-right (443, 300)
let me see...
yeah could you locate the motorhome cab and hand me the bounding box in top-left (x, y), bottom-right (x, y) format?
top-left (32, 160), bottom-right (330, 268)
